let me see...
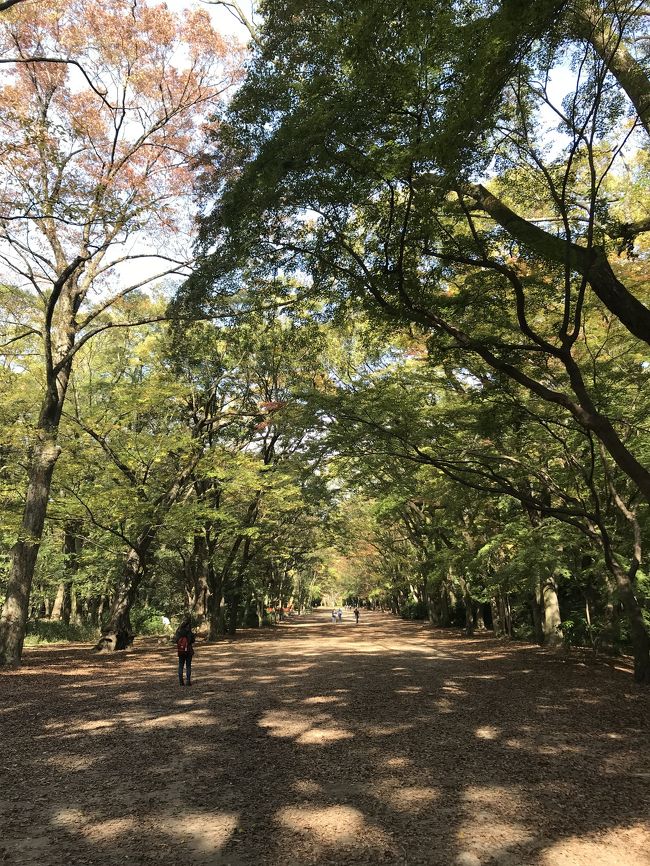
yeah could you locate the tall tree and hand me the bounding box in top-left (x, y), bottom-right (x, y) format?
top-left (183, 0), bottom-right (650, 513)
top-left (0, 0), bottom-right (234, 665)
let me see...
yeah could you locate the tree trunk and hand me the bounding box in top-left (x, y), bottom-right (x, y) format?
top-left (439, 585), bottom-right (451, 627)
top-left (51, 521), bottom-right (82, 625)
top-left (604, 556), bottom-right (650, 684)
top-left (459, 577), bottom-right (474, 635)
top-left (186, 531), bottom-right (210, 623)
top-left (50, 582), bottom-right (68, 623)
top-left (0, 429), bottom-right (62, 665)
top-left (542, 576), bottom-right (563, 647)
top-left (426, 584), bottom-right (440, 626)
top-left (227, 537), bottom-right (252, 637)
top-left (499, 592), bottom-right (513, 638)
top-left (491, 597), bottom-right (503, 636)
top-left (531, 585), bottom-right (544, 645)
top-left (256, 597), bottom-right (265, 628)
top-left (571, 0), bottom-right (650, 138)
top-left (95, 548), bottom-right (143, 652)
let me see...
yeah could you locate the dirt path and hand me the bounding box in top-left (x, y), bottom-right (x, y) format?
top-left (1, 610), bottom-right (649, 866)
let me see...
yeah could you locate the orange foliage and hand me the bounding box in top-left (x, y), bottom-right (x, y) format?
top-left (0, 0), bottom-right (237, 261)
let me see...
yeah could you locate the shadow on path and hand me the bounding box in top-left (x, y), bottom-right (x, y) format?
top-left (1, 611), bottom-right (649, 866)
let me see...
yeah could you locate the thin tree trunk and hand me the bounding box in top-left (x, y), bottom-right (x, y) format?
top-left (440, 584), bottom-right (451, 627)
top-left (458, 577), bottom-right (474, 635)
top-left (531, 582), bottom-right (544, 645)
top-left (491, 597), bottom-right (503, 636)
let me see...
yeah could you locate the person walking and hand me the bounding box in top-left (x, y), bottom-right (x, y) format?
top-left (337, 608), bottom-right (343, 622)
top-left (353, 607), bottom-right (360, 625)
top-left (174, 616), bottom-right (196, 686)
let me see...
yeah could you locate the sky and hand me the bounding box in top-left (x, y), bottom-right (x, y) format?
top-left (110, 0), bottom-right (257, 295)
top-left (166, 0), bottom-right (255, 40)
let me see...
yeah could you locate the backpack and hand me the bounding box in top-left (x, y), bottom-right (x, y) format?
top-left (177, 635), bottom-right (190, 654)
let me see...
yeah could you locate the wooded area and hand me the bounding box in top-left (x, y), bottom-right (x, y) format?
top-left (0, 0), bottom-right (649, 682)
top-left (1, 3), bottom-right (650, 864)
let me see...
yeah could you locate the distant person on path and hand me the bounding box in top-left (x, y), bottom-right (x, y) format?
top-left (354, 607), bottom-right (360, 624)
top-left (337, 608), bottom-right (343, 622)
top-left (331, 609), bottom-right (337, 623)
top-left (174, 617), bottom-right (196, 686)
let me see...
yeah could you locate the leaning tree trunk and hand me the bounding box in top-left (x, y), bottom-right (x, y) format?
top-left (50, 582), bottom-right (69, 624)
top-left (95, 548), bottom-right (144, 652)
top-left (0, 259), bottom-right (84, 666)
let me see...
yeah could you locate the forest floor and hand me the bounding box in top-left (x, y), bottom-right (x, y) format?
top-left (1, 611), bottom-right (649, 866)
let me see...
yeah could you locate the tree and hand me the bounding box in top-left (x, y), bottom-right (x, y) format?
top-left (314, 344), bottom-right (650, 680)
top-left (0, 0), bottom-right (234, 665)
top-left (184, 0), bottom-right (650, 497)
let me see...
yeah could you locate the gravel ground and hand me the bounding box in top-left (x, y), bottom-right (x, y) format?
top-left (1, 610), bottom-right (649, 866)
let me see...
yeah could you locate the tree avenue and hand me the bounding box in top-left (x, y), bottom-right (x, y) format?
top-left (0, 0), bottom-right (648, 688)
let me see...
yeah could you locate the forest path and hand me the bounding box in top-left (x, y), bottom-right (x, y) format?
top-left (1, 611), bottom-right (649, 866)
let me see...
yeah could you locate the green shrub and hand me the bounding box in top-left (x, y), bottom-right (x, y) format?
top-left (400, 599), bottom-right (428, 620)
top-left (131, 605), bottom-right (171, 635)
top-left (24, 620), bottom-right (99, 645)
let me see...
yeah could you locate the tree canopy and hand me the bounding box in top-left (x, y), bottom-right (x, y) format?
top-left (0, 0), bottom-right (649, 683)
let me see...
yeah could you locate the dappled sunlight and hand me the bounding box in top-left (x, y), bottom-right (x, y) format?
top-left (383, 756), bottom-right (412, 769)
top-left (433, 696), bottom-right (455, 713)
top-left (475, 725), bottom-right (500, 740)
top-left (257, 708), bottom-right (354, 744)
top-left (540, 824), bottom-right (650, 866)
top-left (455, 786), bottom-right (534, 864)
top-left (72, 719), bottom-right (115, 733)
top-left (259, 709), bottom-right (321, 738)
top-left (4, 610), bottom-right (649, 866)
top-left (138, 708), bottom-right (217, 730)
top-left (292, 780), bottom-right (323, 795)
top-left (277, 804), bottom-right (394, 851)
top-left (376, 782), bottom-right (441, 812)
top-left (162, 811), bottom-right (239, 855)
top-left (46, 754), bottom-right (103, 772)
top-left (441, 679), bottom-right (469, 696)
top-left (503, 731), bottom-right (587, 757)
top-left (297, 726), bottom-right (354, 744)
top-left (117, 690), bottom-right (145, 702)
top-left (52, 809), bottom-right (137, 842)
